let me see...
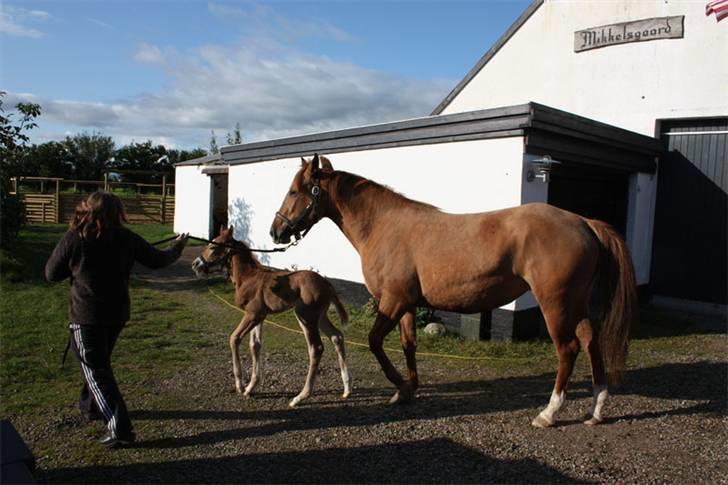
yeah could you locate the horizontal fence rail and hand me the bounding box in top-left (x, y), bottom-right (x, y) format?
top-left (11, 176), bottom-right (175, 225)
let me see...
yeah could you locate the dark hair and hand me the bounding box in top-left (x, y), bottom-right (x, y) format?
top-left (71, 191), bottom-right (128, 240)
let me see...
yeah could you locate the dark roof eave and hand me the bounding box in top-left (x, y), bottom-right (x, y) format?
top-left (221, 102), bottom-right (662, 174)
top-left (174, 153), bottom-right (224, 167)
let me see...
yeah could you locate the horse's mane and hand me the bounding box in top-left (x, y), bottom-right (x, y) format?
top-left (231, 238), bottom-right (263, 269)
top-left (331, 170), bottom-right (438, 212)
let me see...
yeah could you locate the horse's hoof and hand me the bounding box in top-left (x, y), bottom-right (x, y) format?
top-left (342, 391), bottom-right (351, 399)
top-left (389, 383), bottom-right (415, 405)
top-left (531, 414), bottom-right (554, 428)
top-left (289, 397), bottom-right (302, 408)
top-left (584, 416), bottom-right (602, 426)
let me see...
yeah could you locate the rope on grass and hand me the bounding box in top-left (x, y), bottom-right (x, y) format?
top-left (207, 287), bottom-right (534, 362)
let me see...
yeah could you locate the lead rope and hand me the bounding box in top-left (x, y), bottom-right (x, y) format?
top-left (150, 235), bottom-right (301, 253)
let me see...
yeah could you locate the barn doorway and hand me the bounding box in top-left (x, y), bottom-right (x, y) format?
top-left (650, 118), bottom-right (727, 305)
top-left (547, 164), bottom-right (629, 235)
top-left (209, 173), bottom-right (228, 238)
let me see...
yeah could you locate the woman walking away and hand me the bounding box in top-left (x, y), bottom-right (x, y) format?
top-left (45, 192), bottom-right (188, 448)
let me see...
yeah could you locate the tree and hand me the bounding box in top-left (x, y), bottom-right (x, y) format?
top-left (226, 122), bottom-right (242, 145)
top-left (0, 91), bottom-right (41, 248)
top-left (21, 141), bottom-right (74, 178)
top-left (110, 140), bottom-right (169, 182)
top-left (63, 131), bottom-right (115, 180)
top-left (209, 130), bottom-right (219, 154)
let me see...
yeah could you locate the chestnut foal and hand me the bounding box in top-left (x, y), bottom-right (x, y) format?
top-left (192, 226), bottom-right (352, 407)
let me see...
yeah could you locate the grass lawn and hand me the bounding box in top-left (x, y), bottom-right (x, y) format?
top-left (0, 224), bottom-right (216, 417)
top-left (1, 224), bottom-right (722, 419)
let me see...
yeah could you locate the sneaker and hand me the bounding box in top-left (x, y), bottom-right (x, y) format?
top-left (99, 432), bottom-right (136, 449)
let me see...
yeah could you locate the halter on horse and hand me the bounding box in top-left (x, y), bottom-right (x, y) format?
top-left (270, 154), bottom-right (637, 428)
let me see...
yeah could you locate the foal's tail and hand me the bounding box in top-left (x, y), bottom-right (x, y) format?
top-left (329, 291), bottom-right (349, 330)
top-left (585, 218), bottom-right (638, 387)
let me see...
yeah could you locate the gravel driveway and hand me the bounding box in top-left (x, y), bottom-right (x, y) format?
top-left (24, 250), bottom-right (728, 483)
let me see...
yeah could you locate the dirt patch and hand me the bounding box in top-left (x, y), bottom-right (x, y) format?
top-left (13, 260), bottom-right (728, 484)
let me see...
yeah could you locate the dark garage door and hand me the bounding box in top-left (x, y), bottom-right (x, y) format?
top-left (548, 164), bottom-right (629, 236)
top-left (651, 118), bottom-right (727, 304)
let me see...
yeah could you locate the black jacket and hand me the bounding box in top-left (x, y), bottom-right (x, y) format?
top-left (45, 227), bottom-right (183, 325)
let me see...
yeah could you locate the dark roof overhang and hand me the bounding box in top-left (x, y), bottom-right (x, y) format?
top-left (221, 102), bottom-right (661, 174)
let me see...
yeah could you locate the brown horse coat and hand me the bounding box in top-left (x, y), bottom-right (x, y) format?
top-left (271, 155), bottom-right (636, 427)
top-left (192, 227), bottom-right (352, 407)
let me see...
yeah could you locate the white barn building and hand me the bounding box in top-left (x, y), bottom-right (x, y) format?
top-left (175, 0), bottom-right (727, 339)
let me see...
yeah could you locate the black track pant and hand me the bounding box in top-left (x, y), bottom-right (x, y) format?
top-left (69, 322), bottom-right (133, 438)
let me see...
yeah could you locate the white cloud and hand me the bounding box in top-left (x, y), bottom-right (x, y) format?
top-left (0, 5), bottom-right (49, 38)
top-left (134, 43), bottom-right (165, 64)
top-left (9, 4), bottom-right (453, 149)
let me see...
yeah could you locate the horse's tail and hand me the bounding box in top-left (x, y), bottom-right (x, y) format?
top-left (585, 218), bottom-right (638, 387)
top-left (329, 290), bottom-right (349, 330)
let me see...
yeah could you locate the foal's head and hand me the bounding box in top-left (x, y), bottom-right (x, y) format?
top-left (270, 153), bottom-right (334, 244)
top-left (191, 226), bottom-right (258, 277)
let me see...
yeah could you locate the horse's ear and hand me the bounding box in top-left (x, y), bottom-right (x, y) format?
top-left (319, 155), bottom-right (334, 173)
top-left (311, 153), bottom-right (320, 173)
top-left (300, 157), bottom-right (307, 167)
top-left (227, 225), bottom-right (234, 235)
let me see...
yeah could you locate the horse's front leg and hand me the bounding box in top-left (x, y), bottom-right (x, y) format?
top-left (368, 296), bottom-right (412, 404)
top-left (229, 314), bottom-right (262, 395)
top-left (399, 310), bottom-right (418, 396)
top-left (244, 323), bottom-right (263, 397)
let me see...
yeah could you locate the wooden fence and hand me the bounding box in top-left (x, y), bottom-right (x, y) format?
top-left (12, 177), bottom-right (175, 225)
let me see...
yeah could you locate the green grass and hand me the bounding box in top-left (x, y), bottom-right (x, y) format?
top-left (0, 223), bottom-right (222, 416)
top-left (2, 224), bottom-right (722, 420)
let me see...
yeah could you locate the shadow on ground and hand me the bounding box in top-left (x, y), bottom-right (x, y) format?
top-left (122, 360), bottom-right (725, 451)
top-left (43, 438), bottom-right (583, 484)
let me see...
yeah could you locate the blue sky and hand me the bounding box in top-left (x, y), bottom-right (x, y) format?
top-left (1, 0), bottom-right (532, 149)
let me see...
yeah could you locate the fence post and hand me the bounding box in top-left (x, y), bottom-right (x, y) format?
top-left (11, 177), bottom-right (17, 194)
top-left (55, 179), bottom-right (60, 223)
top-left (161, 175), bottom-right (167, 224)
top-left (103, 173), bottom-right (109, 192)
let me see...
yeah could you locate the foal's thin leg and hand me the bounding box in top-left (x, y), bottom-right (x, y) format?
top-left (244, 323), bottom-right (263, 397)
top-left (399, 311), bottom-right (418, 397)
top-left (576, 319), bottom-right (609, 425)
top-left (318, 313), bottom-right (352, 398)
top-left (230, 315), bottom-right (262, 394)
top-left (290, 310), bottom-right (324, 407)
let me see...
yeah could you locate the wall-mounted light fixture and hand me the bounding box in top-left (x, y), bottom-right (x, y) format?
top-left (526, 155), bottom-right (561, 183)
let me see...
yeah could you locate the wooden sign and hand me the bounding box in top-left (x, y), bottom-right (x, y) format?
top-left (575, 16), bottom-right (684, 52)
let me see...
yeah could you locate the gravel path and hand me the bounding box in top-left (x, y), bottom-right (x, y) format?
top-left (21, 252), bottom-right (728, 483)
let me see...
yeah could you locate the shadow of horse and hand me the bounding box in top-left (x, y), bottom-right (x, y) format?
top-left (127, 361), bottom-right (726, 450)
top-left (42, 438), bottom-right (584, 484)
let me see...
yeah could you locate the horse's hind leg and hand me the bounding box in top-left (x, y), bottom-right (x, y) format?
top-left (318, 313), bottom-right (352, 399)
top-left (398, 310), bottom-right (418, 398)
top-left (244, 324), bottom-right (263, 397)
top-left (532, 304), bottom-right (582, 428)
top-left (576, 319), bottom-right (609, 425)
top-left (290, 306), bottom-right (324, 407)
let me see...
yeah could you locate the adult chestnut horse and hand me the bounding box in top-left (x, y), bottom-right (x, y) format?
top-left (270, 154), bottom-right (637, 427)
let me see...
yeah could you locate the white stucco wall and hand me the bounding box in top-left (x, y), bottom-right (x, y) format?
top-left (440, 0), bottom-right (708, 287)
top-left (441, 0), bottom-right (728, 135)
top-left (173, 165), bottom-right (212, 239)
top-left (227, 137), bottom-right (527, 309)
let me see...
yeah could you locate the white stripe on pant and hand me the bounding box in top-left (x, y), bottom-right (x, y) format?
top-left (70, 323), bottom-right (118, 437)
